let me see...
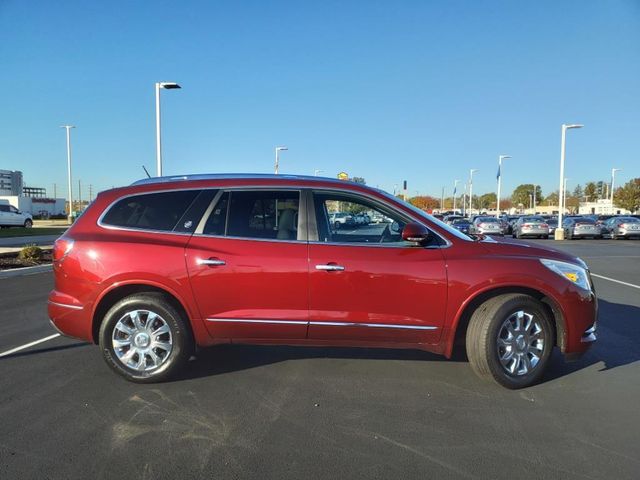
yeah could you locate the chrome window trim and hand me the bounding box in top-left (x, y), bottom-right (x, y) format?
top-left (206, 318), bottom-right (308, 325)
top-left (48, 300), bottom-right (84, 310)
top-left (309, 321), bottom-right (438, 330)
top-left (195, 190), bottom-right (224, 235)
top-left (307, 188), bottom-right (452, 249)
top-left (97, 187), bottom-right (206, 235)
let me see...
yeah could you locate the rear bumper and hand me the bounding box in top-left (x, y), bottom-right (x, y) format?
top-left (47, 290), bottom-right (94, 343)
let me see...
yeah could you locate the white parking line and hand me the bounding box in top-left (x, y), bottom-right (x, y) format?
top-left (591, 273), bottom-right (640, 290)
top-left (0, 333), bottom-right (61, 358)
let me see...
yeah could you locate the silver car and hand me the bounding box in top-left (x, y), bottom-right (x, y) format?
top-left (562, 217), bottom-right (602, 239)
top-left (470, 216), bottom-right (504, 236)
top-left (601, 217), bottom-right (640, 239)
top-left (512, 216), bottom-right (550, 239)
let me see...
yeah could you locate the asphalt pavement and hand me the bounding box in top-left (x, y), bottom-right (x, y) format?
top-left (1, 239), bottom-right (639, 479)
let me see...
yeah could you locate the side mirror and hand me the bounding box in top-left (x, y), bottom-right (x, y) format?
top-left (402, 222), bottom-right (432, 245)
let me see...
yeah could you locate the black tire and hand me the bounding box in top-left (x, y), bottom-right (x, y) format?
top-left (334, 221), bottom-right (341, 230)
top-left (99, 292), bottom-right (193, 383)
top-left (24, 219), bottom-right (33, 228)
top-left (466, 294), bottom-right (554, 389)
top-left (543, 235), bottom-right (549, 239)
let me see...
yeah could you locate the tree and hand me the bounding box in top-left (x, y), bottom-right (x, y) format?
top-left (478, 192), bottom-right (497, 209)
top-left (573, 184), bottom-right (583, 199)
top-left (584, 182), bottom-right (597, 201)
top-left (545, 191), bottom-right (559, 206)
top-left (511, 184), bottom-right (543, 208)
top-left (614, 178), bottom-right (640, 213)
top-left (408, 195), bottom-right (440, 211)
top-left (351, 177), bottom-right (366, 184)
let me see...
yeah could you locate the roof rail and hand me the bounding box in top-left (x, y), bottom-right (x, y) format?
top-left (131, 173), bottom-right (348, 186)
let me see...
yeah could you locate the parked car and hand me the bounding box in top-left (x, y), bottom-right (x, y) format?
top-left (0, 202), bottom-right (33, 228)
top-left (352, 212), bottom-right (371, 226)
top-left (450, 218), bottom-right (471, 235)
top-left (561, 217), bottom-right (602, 239)
top-left (512, 216), bottom-right (550, 239)
top-left (470, 216), bottom-right (504, 236)
top-left (600, 216), bottom-right (640, 239)
top-left (546, 218), bottom-right (559, 236)
top-left (443, 215), bottom-right (464, 225)
top-left (500, 215), bottom-right (520, 235)
top-left (49, 173), bottom-right (597, 389)
top-left (329, 212), bottom-right (354, 229)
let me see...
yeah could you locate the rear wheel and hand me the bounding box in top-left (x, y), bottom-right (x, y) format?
top-left (334, 221), bottom-right (341, 230)
top-left (24, 219), bottom-right (33, 228)
top-left (542, 235), bottom-right (549, 239)
top-left (466, 294), bottom-right (554, 389)
top-left (99, 293), bottom-right (193, 383)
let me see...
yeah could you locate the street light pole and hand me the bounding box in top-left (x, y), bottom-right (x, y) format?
top-left (556, 124), bottom-right (583, 240)
top-left (155, 82), bottom-right (181, 177)
top-left (563, 178), bottom-right (569, 213)
top-left (453, 179), bottom-right (460, 213)
top-left (61, 125), bottom-right (75, 224)
top-left (496, 155), bottom-right (511, 218)
top-left (532, 184), bottom-right (537, 213)
top-left (611, 168), bottom-right (622, 209)
top-left (314, 169), bottom-right (324, 176)
top-left (468, 169), bottom-right (478, 216)
top-left (274, 146), bottom-right (288, 174)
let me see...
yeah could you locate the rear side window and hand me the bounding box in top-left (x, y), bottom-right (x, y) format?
top-left (101, 190), bottom-right (200, 231)
top-left (202, 190), bottom-right (301, 240)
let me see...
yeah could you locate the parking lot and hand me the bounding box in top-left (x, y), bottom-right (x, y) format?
top-left (1, 239), bottom-right (639, 479)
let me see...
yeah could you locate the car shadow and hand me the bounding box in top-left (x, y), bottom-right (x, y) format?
top-left (179, 343), bottom-right (459, 381)
top-left (0, 341), bottom-right (90, 360)
top-left (181, 298), bottom-right (639, 384)
top-left (544, 298), bottom-right (640, 381)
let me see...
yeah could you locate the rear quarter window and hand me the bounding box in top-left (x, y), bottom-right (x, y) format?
top-left (101, 190), bottom-right (200, 231)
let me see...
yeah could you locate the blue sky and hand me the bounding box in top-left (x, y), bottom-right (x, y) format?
top-left (1, 0), bottom-right (639, 199)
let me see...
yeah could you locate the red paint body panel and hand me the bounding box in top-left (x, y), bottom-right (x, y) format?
top-left (48, 176), bottom-right (596, 363)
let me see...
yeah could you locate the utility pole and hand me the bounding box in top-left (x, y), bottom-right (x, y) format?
top-left (53, 183), bottom-right (57, 198)
top-left (89, 184), bottom-right (93, 202)
top-left (78, 179), bottom-right (82, 210)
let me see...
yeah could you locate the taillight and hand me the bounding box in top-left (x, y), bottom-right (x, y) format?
top-left (479, 223), bottom-right (487, 228)
top-left (620, 223), bottom-right (629, 228)
top-left (53, 236), bottom-right (74, 262)
top-left (541, 224), bottom-right (548, 228)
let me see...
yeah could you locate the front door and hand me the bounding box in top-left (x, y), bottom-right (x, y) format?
top-left (307, 191), bottom-right (447, 345)
top-left (186, 189), bottom-right (309, 340)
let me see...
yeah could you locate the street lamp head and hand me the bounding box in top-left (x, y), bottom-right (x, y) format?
top-left (159, 82), bottom-right (181, 89)
top-left (60, 125), bottom-right (76, 129)
top-left (275, 146), bottom-right (288, 151)
top-left (499, 155), bottom-right (511, 160)
top-left (563, 124), bottom-right (583, 130)
top-left (612, 168), bottom-right (622, 173)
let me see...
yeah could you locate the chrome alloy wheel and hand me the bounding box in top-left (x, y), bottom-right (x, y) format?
top-left (496, 310), bottom-right (545, 376)
top-left (112, 310), bottom-right (173, 372)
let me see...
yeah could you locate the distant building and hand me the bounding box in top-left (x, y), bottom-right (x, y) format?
top-left (578, 199), bottom-right (630, 215)
top-left (0, 169), bottom-right (23, 196)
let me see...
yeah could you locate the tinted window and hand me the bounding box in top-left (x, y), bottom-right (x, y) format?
top-left (204, 190), bottom-right (301, 240)
top-left (173, 190), bottom-right (218, 233)
top-left (102, 190), bottom-right (200, 231)
top-left (0, 205), bottom-right (9, 212)
top-left (202, 192), bottom-right (229, 236)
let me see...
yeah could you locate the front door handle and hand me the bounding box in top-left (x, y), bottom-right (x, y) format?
top-left (197, 258), bottom-right (226, 267)
top-left (315, 264), bottom-right (345, 272)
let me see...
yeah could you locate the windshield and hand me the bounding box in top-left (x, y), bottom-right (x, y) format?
top-left (619, 217), bottom-right (640, 223)
top-left (377, 190), bottom-right (472, 241)
top-left (522, 217), bottom-right (544, 222)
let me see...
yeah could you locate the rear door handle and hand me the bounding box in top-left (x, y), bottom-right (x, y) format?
top-left (315, 264), bottom-right (345, 272)
top-left (197, 258), bottom-right (226, 267)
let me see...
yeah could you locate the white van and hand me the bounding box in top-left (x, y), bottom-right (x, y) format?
top-left (0, 199), bottom-right (33, 228)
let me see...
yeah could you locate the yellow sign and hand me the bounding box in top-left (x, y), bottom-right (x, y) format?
top-left (337, 172), bottom-right (349, 181)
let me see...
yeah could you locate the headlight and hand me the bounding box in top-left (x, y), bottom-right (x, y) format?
top-left (540, 259), bottom-right (591, 291)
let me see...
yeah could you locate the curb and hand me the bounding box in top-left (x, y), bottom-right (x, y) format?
top-left (0, 264), bottom-right (53, 279)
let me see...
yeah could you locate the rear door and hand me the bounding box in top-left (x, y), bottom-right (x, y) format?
top-left (307, 190), bottom-right (447, 345)
top-left (185, 189), bottom-right (309, 340)
top-left (0, 205), bottom-right (8, 225)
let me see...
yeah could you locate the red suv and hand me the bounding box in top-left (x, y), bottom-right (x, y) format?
top-left (48, 174), bottom-right (597, 388)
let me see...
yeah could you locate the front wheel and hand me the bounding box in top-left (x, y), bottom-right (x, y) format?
top-left (466, 294), bottom-right (554, 389)
top-left (99, 292), bottom-right (193, 383)
top-left (24, 219), bottom-right (33, 228)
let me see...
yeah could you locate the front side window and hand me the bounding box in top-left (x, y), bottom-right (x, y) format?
top-left (101, 190), bottom-right (200, 231)
top-left (203, 190), bottom-right (301, 241)
top-left (313, 191), bottom-right (411, 244)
